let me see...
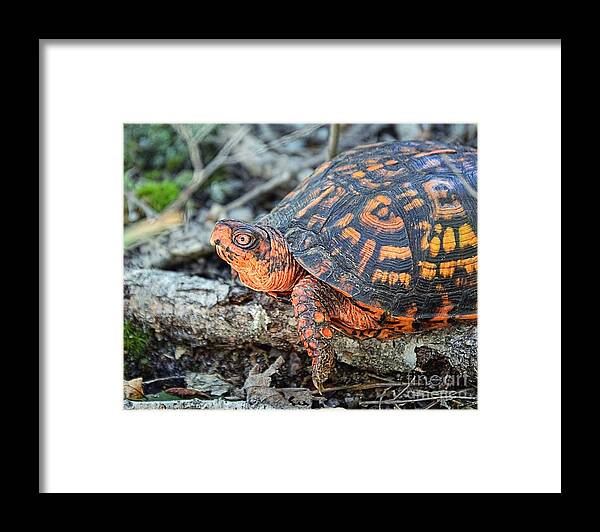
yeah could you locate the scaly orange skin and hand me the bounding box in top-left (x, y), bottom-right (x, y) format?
top-left (210, 221), bottom-right (304, 293)
top-left (210, 219), bottom-right (432, 392)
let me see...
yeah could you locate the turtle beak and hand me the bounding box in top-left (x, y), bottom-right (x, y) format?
top-left (210, 222), bottom-right (230, 247)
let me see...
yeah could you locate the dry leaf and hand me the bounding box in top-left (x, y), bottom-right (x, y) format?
top-left (174, 346), bottom-right (187, 360)
top-left (124, 377), bottom-right (144, 400)
top-left (165, 387), bottom-right (210, 399)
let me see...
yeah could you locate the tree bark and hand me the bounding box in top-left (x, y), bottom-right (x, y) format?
top-left (124, 269), bottom-right (477, 381)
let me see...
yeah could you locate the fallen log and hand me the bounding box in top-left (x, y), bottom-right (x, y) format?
top-left (124, 269), bottom-right (477, 382)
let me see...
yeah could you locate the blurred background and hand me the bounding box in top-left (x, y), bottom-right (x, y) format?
top-left (124, 123), bottom-right (477, 246)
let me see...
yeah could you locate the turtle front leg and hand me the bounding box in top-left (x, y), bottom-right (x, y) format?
top-left (291, 276), bottom-right (337, 393)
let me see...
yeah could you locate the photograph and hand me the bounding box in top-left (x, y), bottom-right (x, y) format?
top-left (42, 39), bottom-right (561, 494)
top-left (123, 123), bottom-right (478, 409)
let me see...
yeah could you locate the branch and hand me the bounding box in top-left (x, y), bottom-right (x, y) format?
top-left (327, 123), bottom-right (341, 159)
top-left (167, 125), bottom-right (249, 212)
top-left (124, 190), bottom-right (158, 221)
top-left (226, 124), bottom-right (323, 163)
top-left (203, 171), bottom-right (294, 222)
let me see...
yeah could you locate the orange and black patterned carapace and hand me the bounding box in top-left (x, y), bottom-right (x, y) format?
top-left (211, 140), bottom-right (477, 392)
top-left (260, 140), bottom-right (477, 325)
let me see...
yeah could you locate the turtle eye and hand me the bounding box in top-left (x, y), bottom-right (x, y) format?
top-left (233, 232), bottom-right (256, 249)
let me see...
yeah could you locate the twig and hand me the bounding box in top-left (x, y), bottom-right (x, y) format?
top-left (227, 124), bottom-right (323, 163)
top-left (173, 124), bottom-right (206, 175)
top-left (392, 377), bottom-right (415, 400)
top-left (167, 125), bottom-right (249, 212)
top-left (328, 124), bottom-right (341, 159)
top-left (207, 146), bottom-right (327, 221)
top-left (257, 124), bottom-right (278, 142)
top-left (378, 386), bottom-right (393, 409)
top-left (222, 172), bottom-right (292, 214)
top-left (124, 190), bottom-right (158, 219)
top-left (144, 376), bottom-right (185, 385)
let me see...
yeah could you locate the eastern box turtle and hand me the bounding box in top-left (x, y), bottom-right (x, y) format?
top-left (210, 140), bottom-right (477, 392)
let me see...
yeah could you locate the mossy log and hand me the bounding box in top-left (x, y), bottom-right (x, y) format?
top-left (124, 269), bottom-right (477, 382)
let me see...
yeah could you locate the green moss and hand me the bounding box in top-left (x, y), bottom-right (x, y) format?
top-left (142, 169), bottom-right (163, 181)
top-left (124, 320), bottom-right (150, 360)
top-left (124, 124), bottom-right (190, 175)
top-left (135, 180), bottom-right (181, 212)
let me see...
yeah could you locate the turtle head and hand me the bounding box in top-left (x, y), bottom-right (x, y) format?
top-left (210, 220), bottom-right (304, 292)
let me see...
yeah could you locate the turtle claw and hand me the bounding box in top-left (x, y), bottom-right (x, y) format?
top-left (312, 376), bottom-right (324, 395)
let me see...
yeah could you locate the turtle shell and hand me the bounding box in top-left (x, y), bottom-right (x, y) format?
top-left (260, 140), bottom-right (477, 319)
